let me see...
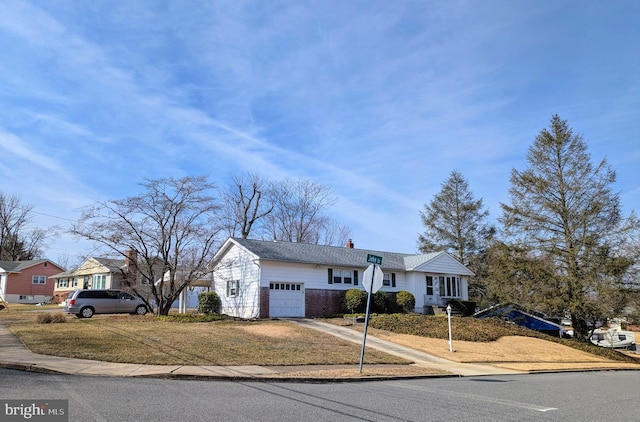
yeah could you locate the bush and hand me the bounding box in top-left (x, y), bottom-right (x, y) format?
top-left (341, 288), bottom-right (368, 314)
top-left (198, 292), bottom-right (221, 315)
top-left (396, 290), bottom-right (415, 313)
top-left (371, 290), bottom-right (389, 313)
top-left (36, 312), bottom-right (66, 324)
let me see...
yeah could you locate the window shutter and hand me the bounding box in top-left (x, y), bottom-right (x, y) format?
top-left (226, 281), bottom-right (230, 297)
top-left (391, 273), bottom-right (396, 287)
top-left (328, 268), bottom-right (333, 284)
top-left (354, 270), bottom-right (358, 286)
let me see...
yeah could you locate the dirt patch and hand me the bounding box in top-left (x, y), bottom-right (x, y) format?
top-left (239, 323), bottom-right (302, 338)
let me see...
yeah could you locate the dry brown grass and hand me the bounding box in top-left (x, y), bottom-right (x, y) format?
top-left (369, 329), bottom-right (640, 371)
top-left (3, 305), bottom-right (640, 373)
top-left (330, 316), bottom-right (640, 372)
top-left (0, 307), bottom-right (408, 366)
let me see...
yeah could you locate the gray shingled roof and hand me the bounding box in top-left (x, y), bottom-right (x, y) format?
top-left (0, 260), bottom-right (49, 273)
top-left (230, 238), bottom-right (442, 271)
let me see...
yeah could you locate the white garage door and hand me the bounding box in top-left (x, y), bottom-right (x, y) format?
top-left (269, 282), bottom-right (304, 317)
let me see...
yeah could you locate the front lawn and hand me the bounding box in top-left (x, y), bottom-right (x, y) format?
top-left (0, 306), bottom-right (408, 366)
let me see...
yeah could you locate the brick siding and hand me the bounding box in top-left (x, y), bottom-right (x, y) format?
top-left (305, 288), bottom-right (342, 317)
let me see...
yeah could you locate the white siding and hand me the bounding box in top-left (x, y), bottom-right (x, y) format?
top-left (260, 262), bottom-right (325, 288)
top-left (260, 262), bottom-right (407, 293)
top-left (213, 244), bottom-right (261, 318)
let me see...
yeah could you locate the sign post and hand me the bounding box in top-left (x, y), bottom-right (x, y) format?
top-left (447, 304), bottom-right (453, 352)
top-left (359, 255), bottom-right (383, 373)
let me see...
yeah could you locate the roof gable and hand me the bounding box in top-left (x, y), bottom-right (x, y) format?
top-left (410, 252), bottom-right (475, 276)
top-left (74, 257), bottom-right (124, 275)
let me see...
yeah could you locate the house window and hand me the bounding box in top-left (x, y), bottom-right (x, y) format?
top-left (333, 269), bottom-right (343, 284)
top-left (93, 274), bottom-right (107, 289)
top-left (342, 270), bottom-right (353, 284)
top-left (58, 279), bottom-right (69, 288)
top-left (328, 269), bottom-right (359, 285)
top-left (72, 278), bottom-right (78, 288)
top-left (382, 272), bottom-right (396, 287)
top-left (438, 276), bottom-right (461, 298)
top-left (426, 276), bottom-right (433, 295)
top-left (32, 275), bottom-right (46, 284)
top-left (226, 280), bottom-right (239, 297)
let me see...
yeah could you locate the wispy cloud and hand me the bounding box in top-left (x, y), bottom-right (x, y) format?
top-left (0, 0), bottom-right (638, 256)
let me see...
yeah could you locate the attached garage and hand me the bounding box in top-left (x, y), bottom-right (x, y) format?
top-left (269, 282), bottom-right (304, 317)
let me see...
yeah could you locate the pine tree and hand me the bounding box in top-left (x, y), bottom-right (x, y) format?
top-left (418, 170), bottom-right (492, 264)
top-left (500, 115), bottom-right (638, 339)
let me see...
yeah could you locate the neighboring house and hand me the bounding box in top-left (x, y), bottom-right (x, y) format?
top-left (52, 258), bottom-right (129, 303)
top-left (0, 259), bottom-right (66, 304)
top-left (210, 237), bottom-right (475, 319)
top-left (51, 250), bottom-right (205, 308)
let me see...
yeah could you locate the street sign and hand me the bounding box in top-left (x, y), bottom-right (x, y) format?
top-left (359, 262), bottom-right (384, 373)
top-left (366, 254), bottom-right (382, 265)
top-left (362, 264), bottom-right (383, 293)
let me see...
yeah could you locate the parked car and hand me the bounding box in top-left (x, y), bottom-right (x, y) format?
top-left (64, 289), bottom-right (148, 318)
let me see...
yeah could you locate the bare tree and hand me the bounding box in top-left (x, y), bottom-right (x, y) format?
top-left (264, 179), bottom-right (349, 245)
top-left (0, 192), bottom-right (47, 260)
top-left (316, 218), bottom-right (352, 247)
top-left (220, 173), bottom-right (273, 239)
top-left (71, 176), bottom-right (222, 315)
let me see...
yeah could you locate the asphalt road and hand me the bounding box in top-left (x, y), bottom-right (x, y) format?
top-left (1, 368), bottom-right (639, 421)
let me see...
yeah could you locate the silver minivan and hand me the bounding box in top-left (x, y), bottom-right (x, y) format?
top-left (64, 289), bottom-right (148, 318)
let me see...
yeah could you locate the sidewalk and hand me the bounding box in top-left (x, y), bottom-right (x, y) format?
top-left (0, 319), bottom-right (521, 381)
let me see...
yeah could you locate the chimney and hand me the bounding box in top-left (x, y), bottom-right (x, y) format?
top-left (346, 239), bottom-right (354, 249)
top-left (125, 249), bottom-right (137, 268)
top-left (125, 249), bottom-right (138, 283)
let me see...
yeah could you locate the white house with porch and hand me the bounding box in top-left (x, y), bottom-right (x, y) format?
top-left (210, 237), bottom-right (475, 319)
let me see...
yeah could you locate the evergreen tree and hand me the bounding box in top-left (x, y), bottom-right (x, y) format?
top-left (418, 170), bottom-right (493, 264)
top-left (500, 115), bottom-right (638, 340)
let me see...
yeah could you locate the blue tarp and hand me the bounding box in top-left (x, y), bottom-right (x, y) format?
top-left (474, 304), bottom-right (568, 337)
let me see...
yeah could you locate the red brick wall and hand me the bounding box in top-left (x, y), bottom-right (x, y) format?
top-left (259, 287), bottom-right (270, 318)
top-left (305, 289), bottom-right (342, 317)
top-left (6, 261), bottom-right (64, 297)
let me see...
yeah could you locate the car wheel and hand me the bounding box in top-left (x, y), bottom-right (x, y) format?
top-left (80, 307), bottom-right (94, 318)
top-left (135, 305), bottom-right (148, 316)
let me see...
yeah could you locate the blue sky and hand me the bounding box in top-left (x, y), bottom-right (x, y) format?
top-left (1, 0), bottom-right (639, 264)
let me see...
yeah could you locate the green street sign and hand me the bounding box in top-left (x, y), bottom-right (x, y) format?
top-left (366, 254), bottom-right (382, 265)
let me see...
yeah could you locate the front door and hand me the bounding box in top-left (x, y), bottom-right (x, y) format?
top-left (424, 275), bottom-right (435, 305)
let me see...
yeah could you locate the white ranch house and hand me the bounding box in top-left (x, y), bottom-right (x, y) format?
top-left (211, 238), bottom-right (475, 319)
